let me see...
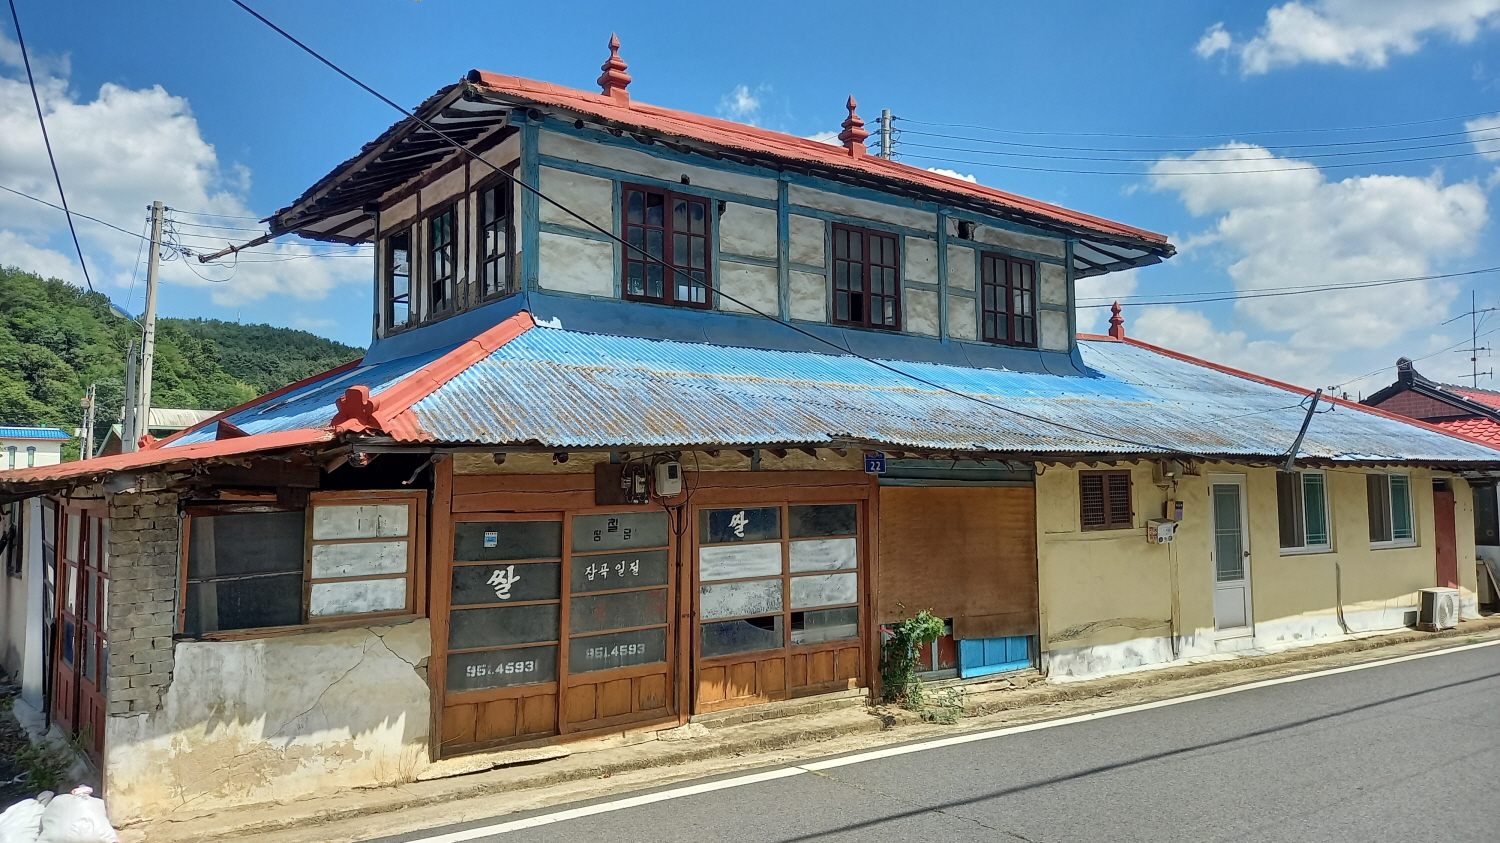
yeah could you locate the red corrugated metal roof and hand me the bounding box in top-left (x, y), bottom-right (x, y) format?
top-left (0, 428), bottom-right (334, 487)
top-left (467, 71), bottom-right (1169, 247)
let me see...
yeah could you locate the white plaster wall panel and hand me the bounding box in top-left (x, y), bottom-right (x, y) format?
top-left (538, 167), bottom-right (613, 230)
top-left (904, 288), bottom-right (940, 337)
top-left (699, 542), bottom-right (782, 581)
top-left (948, 296), bottom-right (978, 341)
top-left (419, 166), bottom-right (468, 212)
top-left (103, 619), bottom-right (432, 822)
top-left (718, 262), bottom-right (780, 315)
top-left (311, 541), bottom-right (409, 579)
top-left (789, 538), bottom-right (857, 572)
top-left (538, 231), bottom-right (615, 297)
top-left (1039, 262), bottom-right (1068, 306)
top-left (788, 184), bottom-right (937, 231)
top-left (700, 579), bottom-right (783, 620)
top-left (541, 131), bottom-right (777, 200)
top-left (790, 572), bottom-right (857, 609)
top-left (903, 236), bottom-right (938, 286)
top-left (788, 214), bottom-right (825, 266)
top-left (1039, 309), bottom-right (1071, 352)
top-left (314, 504), bottom-right (410, 540)
top-left (719, 203), bottom-right (778, 259)
top-left (947, 244), bottom-right (975, 291)
top-left (790, 270), bottom-right (827, 322)
top-left (973, 225), bottom-right (1066, 258)
top-left (380, 195), bottom-right (418, 235)
top-left (310, 579), bottom-right (408, 617)
top-left (470, 133), bottom-right (521, 175)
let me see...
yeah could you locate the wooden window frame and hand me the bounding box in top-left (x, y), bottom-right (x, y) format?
top-left (475, 175), bottom-right (514, 302)
top-left (426, 204), bottom-right (458, 317)
top-left (980, 252), bottom-right (1037, 347)
top-left (1079, 470), bottom-right (1133, 531)
top-left (831, 224), bottom-right (901, 330)
top-left (383, 227), bottom-right (413, 333)
top-left (178, 490), bottom-right (428, 641)
top-left (620, 183), bottom-right (712, 309)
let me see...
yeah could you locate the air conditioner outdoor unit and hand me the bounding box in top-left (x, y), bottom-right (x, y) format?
top-left (1417, 587), bottom-right (1461, 632)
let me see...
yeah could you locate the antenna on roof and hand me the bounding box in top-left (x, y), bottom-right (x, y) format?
top-left (1445, 290), bottom-right (1496, 388)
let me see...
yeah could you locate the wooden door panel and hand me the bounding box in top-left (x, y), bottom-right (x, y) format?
top-left (565, 668), bottom-right (670, 731)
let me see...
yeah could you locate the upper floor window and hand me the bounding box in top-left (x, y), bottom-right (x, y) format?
top-left (26, 446), bottom-right (35, 468)
top-left (981, 253), bottom-right (1036, 347)
top-left (622, 185), bottom-right (710, 308)
top-left (1367, 473), bottom-right (1414, 546)
top-left (1079, 470), bottom-right (1132, 531)
top-left (1278, 470), bottom-right (1329, 553)
top-left (833, 225), bottom-right (900, 330)
top-left (427, 205), bottom-right (457, 314)
top-left (478, 182), bottom-right (511, 299)
top-left (384, 229), bottom-right (412, 330)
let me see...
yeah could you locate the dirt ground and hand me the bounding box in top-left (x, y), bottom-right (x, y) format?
top-left (0, 670), bottom-right (39, 806)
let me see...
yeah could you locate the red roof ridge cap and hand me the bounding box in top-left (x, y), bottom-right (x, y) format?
top-left (1115, 336), bottom-right (1500, 446)
top-left (366, 311), bottom-right (536, 431)
top-left (154, 357), bottom-right (365, 448)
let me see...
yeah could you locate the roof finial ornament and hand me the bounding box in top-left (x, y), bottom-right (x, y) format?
top-left (1108, 301), bottom-right (1126, 339)
top-left (597, 33), bottom-right (632, 105)
top-left (837, 95), bottom-right (869, 157)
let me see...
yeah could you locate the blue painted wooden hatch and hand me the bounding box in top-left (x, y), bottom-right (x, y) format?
top-left (958, 635), bottom-right (1032, 678)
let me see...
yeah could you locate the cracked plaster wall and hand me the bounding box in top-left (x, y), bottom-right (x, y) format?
top-left (104, 618), bottom-right (432, 823)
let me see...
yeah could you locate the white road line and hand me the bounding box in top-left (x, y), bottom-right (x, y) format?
top-left (401, 638), bottom-right (1500, 842)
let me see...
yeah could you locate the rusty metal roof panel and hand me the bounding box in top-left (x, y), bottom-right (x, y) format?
top-left (403, 327), bottom-right (1500, 463)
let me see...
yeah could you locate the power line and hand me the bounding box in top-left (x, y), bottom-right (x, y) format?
top-left (163, 207), bottom-right (265, 221)
top-left (899, 125), bottom-right (1500, 155)
top-left (0, 183), bottom-right (153, 241)
top-left (1077, 266), bottom-right (1500, 309)
top-left (899, 108), bottom-right (1500, 140)
top-left (228, 0), bottom-right (1252, 460)
top-left (8, 0), bottom-right (93, 291)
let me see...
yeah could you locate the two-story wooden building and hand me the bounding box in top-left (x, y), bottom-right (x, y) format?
top-left (2, 38), bottom-right (1498, 823)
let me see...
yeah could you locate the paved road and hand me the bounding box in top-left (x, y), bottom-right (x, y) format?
top-left (375, 643), bottom-right (1500, 843)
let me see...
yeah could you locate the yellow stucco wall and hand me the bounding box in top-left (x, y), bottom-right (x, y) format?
top-left (1037, 461), bottom-right (1476, 679)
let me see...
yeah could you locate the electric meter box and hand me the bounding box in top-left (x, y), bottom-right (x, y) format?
top-left (1147, 519), bottom-right (1177, 544)
top-left (654, 461), bottom-right (683, 497)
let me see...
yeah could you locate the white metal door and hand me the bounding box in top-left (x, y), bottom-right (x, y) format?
top-left (1210, 477), bottom-right (1253, 634)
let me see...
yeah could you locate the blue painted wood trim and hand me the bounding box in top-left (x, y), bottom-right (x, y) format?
top-left (777, 176), bottom-right (791, 321)
top-left (948, 237), bottom-right (1067, 266)
top-left (611, 179), bottom-right (623, 298)
top-left (789, 262), bottom-right (825, 276)
top-left (721, 252), bottom-right (779, 268)
top-left (937, 210), bottom-right (950, 342)
top-left (544, 121), bottom-right (781, 181)
top-left (946, 289), bottom-right (976, 300)
top-left (520, 117), bottom-right (541, 291)
top-left (539, 221), bottom-right (615, 243)
top-left (538, 154), bottom-right (779, 209)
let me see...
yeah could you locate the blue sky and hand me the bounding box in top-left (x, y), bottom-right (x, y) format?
top-left (1, 1), bottom-right (1498, 395)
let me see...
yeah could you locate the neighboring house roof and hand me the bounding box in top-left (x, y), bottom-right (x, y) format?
top-left (1361, 358), bottom-right (1500, 450)
top-left (0, 427), bottom-right (71, 441)
top-left (269, 72), bottom-right (1172, 278)
top-left (143, 408), bottom-right (221, 429)
top-left (1428, 416), bottom-right (1500, 448)
top-left (159, 311), bottom-right (1500, 467)
top-left (1453, 387), bottom-right (1500, 412)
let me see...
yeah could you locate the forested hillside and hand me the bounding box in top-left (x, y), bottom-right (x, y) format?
top-left (0, 266), bottom-right (363, 454)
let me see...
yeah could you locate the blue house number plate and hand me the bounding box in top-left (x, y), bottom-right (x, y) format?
top-left (864, 452), bottom-right (886, 474)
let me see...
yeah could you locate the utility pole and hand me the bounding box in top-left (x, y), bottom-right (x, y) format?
top-left (878, 108), bottom-right (894, 160)
top-left (78, 384), bottom-right (96, 460)
top-left (121, 340), bottom-right (138, 453)
top-left (130, 200), bottom-right (164, 453)
top-left (1447, 290), bottom-right (1496, 388)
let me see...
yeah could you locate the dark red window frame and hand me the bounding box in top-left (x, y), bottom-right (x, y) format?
top-left (980, 252), bottom-right (1037, 347)
top-left (621, 183), bottom-right (711, 309)
top-left (832, 224), bottom-right (901, 330)
top-left (1080, 470), bottom-right (1133, 531)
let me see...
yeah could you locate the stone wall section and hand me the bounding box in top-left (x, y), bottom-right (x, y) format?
top-left (105, 489), bottom-right (180, 714)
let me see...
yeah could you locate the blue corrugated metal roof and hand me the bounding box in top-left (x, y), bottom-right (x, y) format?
top-left (0, 427), bottom-right (71, 440)
top-left (398, 327), bottom-right (1500, 463)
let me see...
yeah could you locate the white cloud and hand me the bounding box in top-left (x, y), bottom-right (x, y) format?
top-left (718, 84), bottom-right (768, 125)
top-left (806, 130), bottom-right (840, 146)
top-left (1141, 143), bottom-right (1487, 387)
top-left (1075, 269), bottom-right (1139, 335)
top-left (1195, 23), bottom-right (1233, 58)
top-left (1198, 0), bottom-right (1500, 75)
top-left (0, 31), bottom-right (367, 307)
top-left (925, 167), bottom-right (977, 183)
top-left (1467, 111), bottom-right (1500, 160)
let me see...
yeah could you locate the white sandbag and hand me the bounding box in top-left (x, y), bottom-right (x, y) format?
top-left (0, 791), bottom-right (52, 843)
top-left (37, 787), bottom-right (116, 843)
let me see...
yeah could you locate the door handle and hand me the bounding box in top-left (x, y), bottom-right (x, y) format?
top-left (1243, 551), bottom-right (1250, 557)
